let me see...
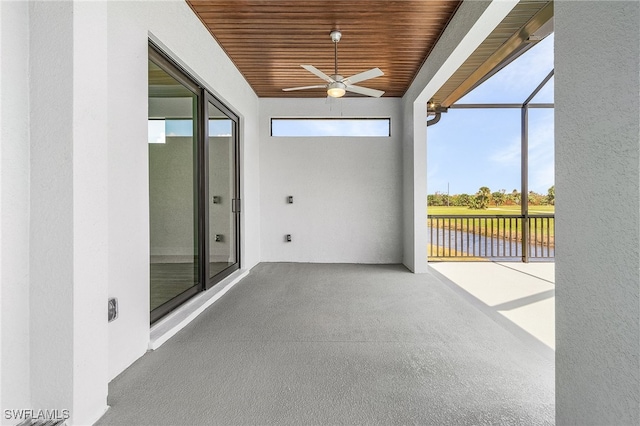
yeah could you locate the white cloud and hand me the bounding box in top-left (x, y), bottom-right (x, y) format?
top-left (148, 120), bottom-right (166, 144)
top-left (531, 162), bottom-right (554, 193)
top-left (486, 109), bottom-right (554, 193)
top-left (489, 137), bottom-right (520, 166)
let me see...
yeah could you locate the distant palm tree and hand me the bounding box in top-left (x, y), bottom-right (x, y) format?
top-left (471, 186), bottom-right (491, 209)
top-left (547, 185), bottom-right (555, 205)
top-left (511, 189), bottom-right (521, 205)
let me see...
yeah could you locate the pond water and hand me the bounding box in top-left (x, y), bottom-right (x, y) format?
top-left (428, 226), bottom-right (554, 261)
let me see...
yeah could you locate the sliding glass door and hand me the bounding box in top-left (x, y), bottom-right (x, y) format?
top-left (149, 43), bottom-right (240, 323)
top-left (205, 96), bottom-right (240, 288)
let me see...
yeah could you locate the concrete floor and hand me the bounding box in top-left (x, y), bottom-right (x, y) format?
top-left (97, 263), bottom-right (554, 426)
top-left (429, 261), bottom-right (555, 352)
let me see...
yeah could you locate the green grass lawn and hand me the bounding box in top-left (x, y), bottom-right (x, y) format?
top-left (427, 205), bottom-right (555, 243)
top-left (427, 205), bottom-right (555, 215)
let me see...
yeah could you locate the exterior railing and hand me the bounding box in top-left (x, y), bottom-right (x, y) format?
top-left (427, 214), bottom-right (554, 261)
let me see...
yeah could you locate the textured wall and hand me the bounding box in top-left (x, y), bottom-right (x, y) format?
top-left (107, 0), bottom-right (260, 381)
top-left (26, 2), bottom-right (110, 424)
top-left (259, 98), bottom-right (403, 264)
top-left (29, 4), bottom-right (75, 414)
top-left (555, 2), bottom-right (640, 424)
top-left (0, 1), bottom-right (31, 422)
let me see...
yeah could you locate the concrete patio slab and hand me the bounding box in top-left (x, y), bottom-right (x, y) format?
top-left (429, 261), bottom-right (555, 350)
top-left (97, 263), bottom-right (554, 425)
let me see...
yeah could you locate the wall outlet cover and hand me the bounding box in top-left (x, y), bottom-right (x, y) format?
top-left (108, 298), bottom-right (118, 322)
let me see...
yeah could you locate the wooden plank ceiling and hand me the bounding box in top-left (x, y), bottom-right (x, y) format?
top-left (187, 0), bottom-right (461, 98)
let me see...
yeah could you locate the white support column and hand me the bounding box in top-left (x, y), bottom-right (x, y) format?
top-left (401, 0), bottom-right (517, 272)
top-left (29, 0), bottom-right (75, 415)
top-left (555, 2), bottom-right (640, 424)
top-left (29, 2), bottom-right (109, 424)
top-left (72, 1), bottom-right (109, 423)
top-left (411, 102), bottom-right (428, 272)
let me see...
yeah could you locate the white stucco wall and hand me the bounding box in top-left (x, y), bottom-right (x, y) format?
top-left (259, 98), bottom-right (403, 264)
top-left (107, 0), bottom-right (260, 381)
top-left (71, 4), bottom-right (110, 422)
top-left (1, 1), bottom-right (261, 423)
top-left (25, 2), bottom-right (110, 424)
top-left (555, 2), bottom-right (640, 424)
top-left (28, 2), bottom-right (75, 414)
top-left (0, 1), bottom-right (31, 422)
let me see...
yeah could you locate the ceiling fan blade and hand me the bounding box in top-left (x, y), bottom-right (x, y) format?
top-left (301, 65), bottom-right (335, 83)
top-left (343, 68), bottom-right (384, 85)
top-left (345, 85), bottom-right (385, 98)
top-left (282, 85), bottom-right (326, 92)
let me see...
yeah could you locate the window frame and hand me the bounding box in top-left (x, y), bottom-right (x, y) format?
top-left (270, 117), bottom-right (392, 137)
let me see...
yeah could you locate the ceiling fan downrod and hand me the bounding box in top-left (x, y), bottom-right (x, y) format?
top-left (330, 30), bottom-right (342, 76)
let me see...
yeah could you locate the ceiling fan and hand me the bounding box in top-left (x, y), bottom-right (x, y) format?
top-left (283, 30), bottom-right (385, 98)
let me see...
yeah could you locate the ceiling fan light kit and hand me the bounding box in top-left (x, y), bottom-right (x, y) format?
top-left (283, 30), bottom-right (385, 98)
top-left (327, 81), bottom-right (346, 98)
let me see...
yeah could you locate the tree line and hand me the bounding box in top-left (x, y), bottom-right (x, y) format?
top-left (428, 186), bottom-right (555, 209)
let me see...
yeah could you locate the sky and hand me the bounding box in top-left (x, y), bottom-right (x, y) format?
top-left (427, 34), bottom-right (554, 196)
top-left (148, 119), bottom-right (232, 143)
top-left (271, 118), bottom-right (390, 137)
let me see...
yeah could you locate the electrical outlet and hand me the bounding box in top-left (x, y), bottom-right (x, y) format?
top-left (215, 234), bottom-right (224, 242)
top-left (286, 234), bottom-right (292, 242)
top-left (108, 298), bottom-right (118, 322)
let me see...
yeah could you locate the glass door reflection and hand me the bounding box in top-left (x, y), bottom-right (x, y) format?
top-left (207, 100), bottom-right (239, 282)
top-left (148, 57), bottom-right (200, 322)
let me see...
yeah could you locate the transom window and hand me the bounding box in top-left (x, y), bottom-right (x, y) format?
top-left (271, 118), bottom-right (391, 137)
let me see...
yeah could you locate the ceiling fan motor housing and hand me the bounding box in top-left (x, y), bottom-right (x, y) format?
top-left (327, 81), bottom-right (346, 97)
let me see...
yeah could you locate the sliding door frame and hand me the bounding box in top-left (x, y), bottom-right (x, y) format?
top-left (203, 91), bottom-right (241, 290)
top-left (149, 41), bottom-right (241, 323)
